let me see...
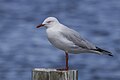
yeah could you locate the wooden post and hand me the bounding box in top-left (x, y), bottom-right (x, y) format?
top-left (32, 68), bottom-right (78, 80)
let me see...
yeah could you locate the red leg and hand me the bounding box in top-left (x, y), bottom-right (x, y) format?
top-left (57, 52), bottom-right (69, 71)
top-left (65, 52), bottom-right (69, 70)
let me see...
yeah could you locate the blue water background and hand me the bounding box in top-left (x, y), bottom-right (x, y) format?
top-left (0, 0), bottom-right (120, 80)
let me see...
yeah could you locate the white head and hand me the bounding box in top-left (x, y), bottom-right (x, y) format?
top-left (36, 17), bottom-right (59, 28)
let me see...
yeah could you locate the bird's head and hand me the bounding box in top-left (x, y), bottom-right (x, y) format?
top-left (36, 17), bottom-right (59, 28)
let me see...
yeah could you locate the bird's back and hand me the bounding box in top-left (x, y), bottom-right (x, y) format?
top-left (46, 24), bottom-right (97, 53)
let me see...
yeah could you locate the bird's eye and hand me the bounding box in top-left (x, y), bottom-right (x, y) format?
top-left (47, 21), bottom-right (52, 23)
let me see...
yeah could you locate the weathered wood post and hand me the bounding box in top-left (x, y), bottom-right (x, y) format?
top-left (32, 68), bottom-right (78, 80)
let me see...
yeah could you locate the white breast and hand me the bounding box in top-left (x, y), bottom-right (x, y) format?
top-left (46, 27), bottom-right (75, 51)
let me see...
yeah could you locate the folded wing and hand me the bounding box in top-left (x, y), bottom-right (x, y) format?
top-left (60, 27), bottom-right (96, 50)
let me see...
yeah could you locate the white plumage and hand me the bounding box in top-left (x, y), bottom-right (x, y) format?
top-left (36, 17), bottom-right (113, 70)
top-left (37, 17), bottom-right (113, 56)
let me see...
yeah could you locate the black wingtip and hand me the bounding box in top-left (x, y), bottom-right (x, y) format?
top-left (108, 54), bottom-right (114, 57)
top-left (95, 47), bottom-right (113, 57)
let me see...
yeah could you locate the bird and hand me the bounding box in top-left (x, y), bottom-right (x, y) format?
top-left (36, 17), bottom-right (113, 70)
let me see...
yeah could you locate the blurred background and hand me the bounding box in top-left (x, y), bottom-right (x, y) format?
top-left (0, 0), bottom-right (120, 80)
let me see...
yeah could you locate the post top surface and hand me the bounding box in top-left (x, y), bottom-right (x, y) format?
top-left (33, 68), bottom-right (77, 72)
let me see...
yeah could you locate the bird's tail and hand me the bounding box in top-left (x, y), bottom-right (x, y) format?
top-left (92, 47), bottom-right (113, 56)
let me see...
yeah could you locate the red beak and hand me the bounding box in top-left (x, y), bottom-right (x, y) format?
top-left (36, 24), bottom-right (45, 28)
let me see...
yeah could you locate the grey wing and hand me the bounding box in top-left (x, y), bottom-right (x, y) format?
top-left (60, 27), bottom-right (96, 49)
